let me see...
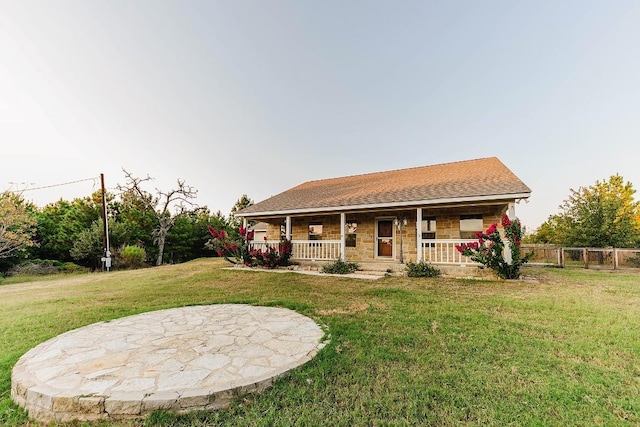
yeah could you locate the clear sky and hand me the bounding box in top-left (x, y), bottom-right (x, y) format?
top-left (1, 1), bottom-right (639, 230)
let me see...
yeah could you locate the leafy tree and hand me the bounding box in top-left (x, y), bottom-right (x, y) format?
top-left (208, 210), bottom-right (229, 232)
top-left (113, 188), bottom-right (157, 256)
top-left (118, 170), bottom-right (202, 266)
top-left (164, 209), bottom-right (214, 263)
top-left (34, 192), bottom-right (106, 261)
top-left (70, 219), bottom-right (128, 269)
top-left (523, 214), bottom-right (569, 244)
top-left (0, 191), bottom-right (37, 260)
top-left (229, 194), bottom-right (254, 228)
top-left (529, 175), bottom-right (640, 247)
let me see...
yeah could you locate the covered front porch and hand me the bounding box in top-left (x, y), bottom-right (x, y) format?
top-left (244, 202), bottom-right (518, 266)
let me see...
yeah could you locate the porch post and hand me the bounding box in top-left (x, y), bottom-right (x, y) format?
top-left (285, 216), bottom-right (292, 240)
top-left (340, 213), bottom-right (346, 261)
top-left (416, 207), bottom-right (423, 262)
top-left (243, 218), bottom-right (248, 229)
top-left (504, 203), bottom-right (515, 263)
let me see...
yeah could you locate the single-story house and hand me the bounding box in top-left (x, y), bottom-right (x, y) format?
top-left (236, 157), bottom-right (531, 270)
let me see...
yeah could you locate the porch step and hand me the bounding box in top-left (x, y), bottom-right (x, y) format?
top-left (355, 262), bottom-right (408, 274)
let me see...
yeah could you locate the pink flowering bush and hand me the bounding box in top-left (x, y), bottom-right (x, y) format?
top-left (250, 240), bottom-right (292, 269)
top-left (455, 214), bottom-right (533, 279)
top-left (206, 225), bottom-right (253, 265)
top-left (206, 225), bottom-right (292, 268)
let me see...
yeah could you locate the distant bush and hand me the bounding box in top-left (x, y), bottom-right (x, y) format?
top-left (406, 261), bottom-right (441, 278)
top-left (59, 262), bottom-right (86, 273)
top-left (628, 254), bottom-right (640, 268)
top-left (6, 259), bottom-right (87, 276)
top-left (117, 245), bottom-right (147, 269)
top-left (322, 259), bottom-right (360, 274)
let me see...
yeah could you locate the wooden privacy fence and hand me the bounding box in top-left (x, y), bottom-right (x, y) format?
top-left (521, 245), bottom-right (640, 270)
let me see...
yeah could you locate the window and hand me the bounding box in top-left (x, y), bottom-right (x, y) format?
top-left (421, 216), bottom-right (436, 240)
top-left (346, 221), bottom-right (357, 247)
top-left (309, 223), bottom-right (323, 240)
top-left (460, 214), bottom-right (483, 239)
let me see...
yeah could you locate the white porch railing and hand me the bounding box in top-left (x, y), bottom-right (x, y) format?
top-left (250, 240), bottom-right (281, 252)
top-left (422, 239), bottom-right (478, 265)
top-left (292, 240), bottom-right (341, 260)
top-left (251, 239), bottom-right (478, 264)
top-left (250, 240), bottom-right (341, 261)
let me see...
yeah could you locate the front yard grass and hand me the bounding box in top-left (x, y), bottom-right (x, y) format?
top-left (1, 260), bottom-right (639, 426)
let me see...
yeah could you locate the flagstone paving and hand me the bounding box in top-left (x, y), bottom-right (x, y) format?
top-left (11, 304), bottom-right (326, 423)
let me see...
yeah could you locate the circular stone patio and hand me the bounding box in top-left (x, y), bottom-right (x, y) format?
top-left (11, 304), bottom-right (325, 423)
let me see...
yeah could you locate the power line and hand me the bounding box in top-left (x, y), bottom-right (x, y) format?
top-left (15, 177), bottom-right (99, 192)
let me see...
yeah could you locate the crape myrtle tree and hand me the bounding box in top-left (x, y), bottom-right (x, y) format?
top-left (527, 175), bottom-right (640, 247)
top-left (118, 170), bottom-right (202, 266)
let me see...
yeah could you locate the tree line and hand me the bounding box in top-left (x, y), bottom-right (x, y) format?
top-left (3, 172), bottom-right (640, 275)
top-left (0, 171), bottom-right (253, 274)
top-left (525, 175), bottom-right (640, 248)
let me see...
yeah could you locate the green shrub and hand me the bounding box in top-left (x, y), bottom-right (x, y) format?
top-left (628, 254), bottom-right (640, 268)
top-left (118, 245), bottom-right (147, 269)
top-left (406, 261), bottom-right (441, 277)
top-left (59, 262), bottom-right (86, 273)
top-left (322, 259), bottom-right (360, 274)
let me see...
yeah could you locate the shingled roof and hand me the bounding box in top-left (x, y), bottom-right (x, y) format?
top-left (238, 157), bottom-right (531, 217)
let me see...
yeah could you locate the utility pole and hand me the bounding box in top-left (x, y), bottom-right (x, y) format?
top-left (100, 173), bottom-right (111, 271)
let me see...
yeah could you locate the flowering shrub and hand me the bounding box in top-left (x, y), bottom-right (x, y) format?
top-left (250, 240), bottom-right (292, 269)
top-left (206, 225), bottom-right (253, 265)
top-left (206, 225), bottom-right (292, 268)
top-left (455, 214), bottom-right (533, 279)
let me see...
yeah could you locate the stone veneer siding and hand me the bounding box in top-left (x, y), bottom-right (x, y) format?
top-left (261, 204), bottom-right (509, 263)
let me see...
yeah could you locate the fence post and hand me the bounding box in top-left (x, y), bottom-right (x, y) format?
top-left (613, 248), bottom-right (618, 270)
top-left (584, 248), bottom-right (589, 269)
top-left (557, 247), bottom-right (561, 268)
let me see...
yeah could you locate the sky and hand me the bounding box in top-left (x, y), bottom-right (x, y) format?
top-left (1, 1), bottom-right (639, 230)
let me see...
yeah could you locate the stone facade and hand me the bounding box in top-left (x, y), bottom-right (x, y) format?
top-left (259, 203), bottom-right (509, 264)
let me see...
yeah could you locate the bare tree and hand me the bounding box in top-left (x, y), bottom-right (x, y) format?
top-left (0, 191), bottom-right (37, 259)
top-left (118, 170), bottom-right (201, 266)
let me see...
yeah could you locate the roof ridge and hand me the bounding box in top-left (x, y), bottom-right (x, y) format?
top-left (299, 157), bottom-right (499, 186)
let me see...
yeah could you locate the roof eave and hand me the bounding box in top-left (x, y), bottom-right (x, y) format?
top-left (236, 192), bottom-right (531, 218)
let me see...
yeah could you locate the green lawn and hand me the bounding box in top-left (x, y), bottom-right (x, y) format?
top-left (1, 260), bottom-right (639, 426)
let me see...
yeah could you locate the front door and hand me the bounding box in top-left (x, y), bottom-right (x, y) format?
top-left (376, 219), bottom-right (394, 258)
